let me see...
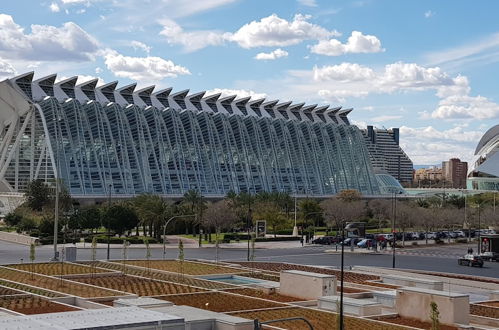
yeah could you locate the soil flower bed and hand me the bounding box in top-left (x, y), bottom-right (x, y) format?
top-left (0, 267), bottom-right (122, 298)
top-left (222, 288), bottom-right (304, 303)
top-left (7, 262), bottom-right (112, 276)
top-left (0, 285), bottom-right (24, 296)
top-left (470, 303), bottom-right (499, 319)
top-left (157, 291), bottom-right (285, 312)
top-left (377, 316), bottom-right (459, 330)
top-left (69, 274), bottom-right (205, 296)
top-left (79, 261), bottom-right (234, 289)
top-left (234, 262), bottom-right (382, 285)
top-left (125, 260), bottom-right (244, 275)
top-left (0, 279), bottom-right (64, 297)
top-left (230, 306), bottom-right (415, 330)
top-left (236, 272), bottom-right (280, 282)
top-left (0, 295), bottom-right (79, 315)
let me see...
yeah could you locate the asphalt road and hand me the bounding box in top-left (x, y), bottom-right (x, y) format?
top-left (1, 240), bottom-right (498, 278)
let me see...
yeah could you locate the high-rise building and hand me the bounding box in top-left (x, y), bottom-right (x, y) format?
top-left (0, 72), bottom-right (405, 204)
top-left (442, 158), bottom-right (468, 188)
top-left (361, 126), bottom-right (413, 185)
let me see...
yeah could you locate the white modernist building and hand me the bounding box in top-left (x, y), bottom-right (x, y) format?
top-left (468, 124), bottom-right (499, 191)
top-left (0, 72), bottom-right (406, 205)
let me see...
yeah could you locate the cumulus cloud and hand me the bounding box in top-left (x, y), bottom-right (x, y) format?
top-left (206, 88), bottom-right (266, 100)
top-left (297, 0), bottom-right (317, 7)
top-left (159, 14), bottom-right (339, 51)
top-left (313, 63), bottom-right (375, 81)
top-left (231, 14), bottom-right (339, 48)
top-left (0, 14), bottom-right (99, 62)
top-left (130, 40), bottom-right (151, 54)
top-left (431, 95), bottom-right (499, 120)
top-left (159, 19), bottom-right (228, 52)
top-left (49, 2), bottom-right (60, 12)
top-left (254, 48), bottom-right (288, 60)
top-left (424, 10), bottom-right (435, 18)
top-left (0, 58), bottom-right (16, 79)
top-left (310, 31), bottom-right (383, 56)
top-left (103, 50), bottom-right (190, 82)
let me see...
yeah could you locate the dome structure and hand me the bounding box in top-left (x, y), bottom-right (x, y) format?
top-left (468, 125), bottom-right (499, 191)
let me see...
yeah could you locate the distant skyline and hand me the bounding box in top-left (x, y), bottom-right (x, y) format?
top-left (1, 1), bottom-right (498, 164)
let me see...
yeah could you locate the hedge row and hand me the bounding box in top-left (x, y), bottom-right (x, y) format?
top-left (83, 236), bottom-right (159, 244)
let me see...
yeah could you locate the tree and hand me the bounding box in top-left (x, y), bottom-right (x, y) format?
top-left (29, 243), bottom-right (36, 280)
top-left (4, 212), bottom-right (23, 227)
top-left (103, 204), bottom-right (139, 236)
top-left (17, 217), bottom-right (37, 233)
top-left (133, 194), bottom-right (173, 239)
top-left (25, 179), bottom-right (51, 211)
top-left (368, 199), bottom-right (391, 230)
top-left (38, 216), bottom-right (61, 236)
top-left (254, 201), bottom-right (286, 237)
top-left (396, 202), bottom-right (415, 246)
top-left (299, 199), bottom-right (324, 230)
top-left (337, 189), bottom-right (362, 202)
top-left (203, 200), bottom-right (238, 262)
top-left (178, 240), bottom-right (184, 280)
top-left (79, 207), bottom-right (102, 233)
top-left (430, 301), bottom-right (440, 330)
top-left (182, 190), bottom-right (206, 236)
top-left (321, 198), bottom-right (364, 232)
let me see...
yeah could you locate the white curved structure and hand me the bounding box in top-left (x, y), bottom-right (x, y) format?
top-left (468, 125), bottom-right (499, 191)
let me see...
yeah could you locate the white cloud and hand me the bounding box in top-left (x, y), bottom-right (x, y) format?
top-left (370, 115), bottom-right (402, 123)
top-left (431, 95), bottom-right (499, 120)
top-left (130, 40), bottom-right (151, 54)
top-left (103, 50), bottom-right (190, 82)
top-left (297, 0), bottom-right (317, 7)
top-left (318, 89), bottom-right (368, 103)
top-left (0, 14), bottom-right (99, 62)
top-left (95, 67), bottom-right (102, 74)
top-left (206, 88), bottom-right (266, 100)
top-left (254, 48), bottom-right (288, 60)
top-left (231, 14), bottom-right (339, 48)
top-left (313, 63), bottom-right (375, 81)
top-left (49, 2), bottom-right (60, 12)
top-left (310, 31), bottom-right (383, 56)
top-left (0, 58), bottom-right (16, 79)
top-left (424, 10), bottom-right (435, 18)
top-left (159, 19), bottom-right (228, 52)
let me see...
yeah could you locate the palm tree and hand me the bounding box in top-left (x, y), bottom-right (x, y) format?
top-left (182, 190), bottom-right (205, 237)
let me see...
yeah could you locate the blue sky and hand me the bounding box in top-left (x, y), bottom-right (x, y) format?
top-left (1, 0), bottom-right (499, 165)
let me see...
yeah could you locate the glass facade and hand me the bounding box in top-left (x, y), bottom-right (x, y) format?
top-left (0, 73), bottom-right (384, 198)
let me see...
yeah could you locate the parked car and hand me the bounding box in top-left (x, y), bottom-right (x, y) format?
top-left (425, 232), bottom-right (436, 239)
top-left (454, 231), bottom-right (466, 238)
top-left (458, 254), bottom-right (484, 267)
top-left (479, 252), bottom-right (499, 262)
top-left (357, 238), bottom-right (374, 248)
top-left (312, 236), bottom-right (340, 245)
top-left (341, 238), bottom-right (362, 246)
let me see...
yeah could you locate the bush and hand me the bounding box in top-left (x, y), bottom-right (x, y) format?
top-left (255, 236), bottom-right (301, 242)
top-left (411, 241), bottom-right (418, 246)
top-left (435, 238), bottom-right (445, 244)
top-left (83, 236), bottom-right (158, 244)
top-left (456, 238), bottom-right (468, 244)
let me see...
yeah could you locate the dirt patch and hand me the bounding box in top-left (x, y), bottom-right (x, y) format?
top-left (378, 316), bottom-right (458, 330)
top-left (0, 295), bottom-right (79, 314)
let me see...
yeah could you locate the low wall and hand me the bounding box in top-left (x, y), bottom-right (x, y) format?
top-left (318, 295), bottom-right (382, 316)
top-left (470, 303), bottom-right (499, 319)
top-left (490, 291), bottom-right (499, 300)
top-left (280, 270), bottom-right (336, 300)
top-left (0, 231), bottom-right (39, 245)
top-left (396, 287), bottom-right (469, 325)
top-left (382, 274), bottom-right (443, 290)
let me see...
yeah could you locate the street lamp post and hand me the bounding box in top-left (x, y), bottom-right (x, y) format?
top-left (162, 215), bottom-right (195, 259)
top-left (477, 204), bottom-right (481, 254)
top-left (107, 184), bottom-right (112, 260)
top-left (247, 192), bottom-right (253, 261)
top-left (392, 192), bottom-right (397, 269)
top-left (339, 221), bottom-right (345, 330)
top-left (293, 192), bottom-right (298, 236)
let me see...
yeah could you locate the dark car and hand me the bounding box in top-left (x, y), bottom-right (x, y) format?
top-left (312, 236), bottom-right (340, 245)
top-left (458, 254), bottom-right (484, 267)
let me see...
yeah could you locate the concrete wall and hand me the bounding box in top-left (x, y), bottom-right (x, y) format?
top-left (382, 274), bottom-right (443, 290)
top-left (280, 270), bottom-right (336, 300)
top-left (318, 295), bottom-right (382, 316)
top-left (0, 231), bottom-right (38, 245)
top-left (396, 287), bottom-right (469, 325)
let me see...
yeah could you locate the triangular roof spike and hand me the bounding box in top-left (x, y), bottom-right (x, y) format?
top-left (153, 87), bottom-right (172, 99)
top-left (12, 71), bottom-right (34, 83)
top-left (33, 74), bottom-right (57, 86)
top-left (219, 95), bottom-right (237, 103)
top-left (202, 93), bottom-right (221, 103)
top-left (187, 91), bottom-right (205, 102)
top-left (234, 96), bottom-right (251, 105)
top-left (275, 101), bottom-right (292, 110)
top-left (55, 76), bottom-right (78, 88)
top-left (314, 105), bottom-right (329, 113)
top-left (248, 98), bottom-right (265, 107)
top-left (171, 89), bottom-right (189, 99)
top-left (339, 108), bottom-right (353, 115)
top-left (117, 83), bottom-right (137, 94)
top-left (302, 104), bottom-right (318, 112)
top-left (289, 102), bottom-right (305, 111)
top-left (262, 99), bottom-right (278, 108)
top-left (327, 106), bottom-right (342, 113)
top-left (76, 78), bottom-right (98, 90)
top-left (97, 81), bottom-right (118, 92)
top-left (136, 85), bottom-right (155, 96)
